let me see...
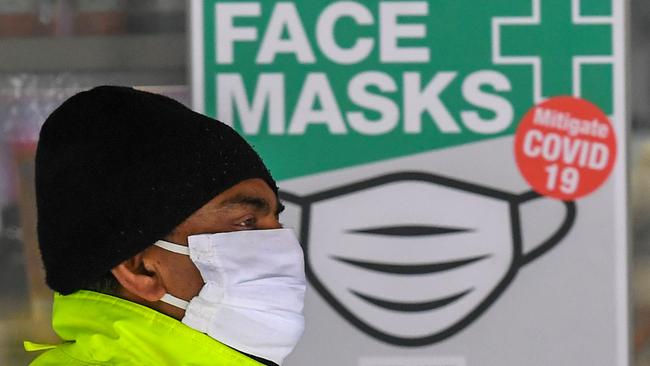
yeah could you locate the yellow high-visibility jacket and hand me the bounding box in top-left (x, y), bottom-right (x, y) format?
top-left (26, 290), bottom-right (263, 365)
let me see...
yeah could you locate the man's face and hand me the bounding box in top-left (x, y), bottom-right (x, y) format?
top-left (117, 178), bottom-right (283, 319)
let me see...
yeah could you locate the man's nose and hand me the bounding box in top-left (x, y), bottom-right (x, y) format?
top-left (258, 215), bottom-right (283, 230)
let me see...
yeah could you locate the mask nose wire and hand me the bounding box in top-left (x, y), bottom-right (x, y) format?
top-left (153, 240), bottom-right (191, 310)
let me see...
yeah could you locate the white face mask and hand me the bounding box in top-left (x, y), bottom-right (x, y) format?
top-left (154, 228), bottom-right (306, 366)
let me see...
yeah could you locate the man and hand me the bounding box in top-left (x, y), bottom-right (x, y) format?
top-left (25, 86), bottom-right (306, 366)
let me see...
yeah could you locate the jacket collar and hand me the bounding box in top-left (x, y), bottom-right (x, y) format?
top-left (49, 290), bottom-right (262, 365)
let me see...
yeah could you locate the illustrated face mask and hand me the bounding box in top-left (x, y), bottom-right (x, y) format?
top-left (280, 172), bottom-right (575, 346)
top-left (155, 228), bottom-right (307, 365)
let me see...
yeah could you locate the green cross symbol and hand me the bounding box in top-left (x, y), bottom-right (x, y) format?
top-left (494, 0), bottom-right (613, 105)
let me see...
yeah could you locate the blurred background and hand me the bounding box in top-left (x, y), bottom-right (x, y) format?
top-left (0, 0), bottom-right (647, 364)
top-left (0, 1), bottom-right (188, 364)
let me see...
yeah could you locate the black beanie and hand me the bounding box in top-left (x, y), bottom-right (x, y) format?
top-left (35, 86), bottom-right (277, 295)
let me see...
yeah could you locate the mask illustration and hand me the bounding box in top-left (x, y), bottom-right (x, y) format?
top-left (280, 171), bottom-right (576, 346)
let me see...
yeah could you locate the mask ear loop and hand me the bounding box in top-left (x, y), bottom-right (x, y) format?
top-left (153, 240), bottom-right (191, 310)
top-left (154, 240), bottom-right (190, 255)
top-left (514, 191), bottom-right (577, 267)
top-left (160, 293), bottom-right (190, 310)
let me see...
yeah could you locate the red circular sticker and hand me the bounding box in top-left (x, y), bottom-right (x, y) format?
top-left (514, 96), bottom-right (617, 200)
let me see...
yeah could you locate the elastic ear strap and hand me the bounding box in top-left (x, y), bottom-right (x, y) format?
top-left (154, 240), bottom-right (190, 255)
top-left (160, 293), bottom-right (190, 310)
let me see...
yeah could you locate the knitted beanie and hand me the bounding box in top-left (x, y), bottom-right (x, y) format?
top-left (35, 86), bottom-right (277, 294)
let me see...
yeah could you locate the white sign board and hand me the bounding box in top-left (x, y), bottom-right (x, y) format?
top-left (191, 1), bottom-right (628, 365)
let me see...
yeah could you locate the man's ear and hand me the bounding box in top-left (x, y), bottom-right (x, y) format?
top-left (111, 251), bottom-right (166, 302)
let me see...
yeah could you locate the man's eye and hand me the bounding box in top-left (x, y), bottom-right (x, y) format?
top-left (237, 216), bottom-right (256, 228)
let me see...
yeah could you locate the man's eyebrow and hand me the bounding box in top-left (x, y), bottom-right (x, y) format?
top-left (218, 194), bottom-right (285, 216)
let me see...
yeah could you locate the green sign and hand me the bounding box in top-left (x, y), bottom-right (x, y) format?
top-left (193, 0), bottom-right (614, 181)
